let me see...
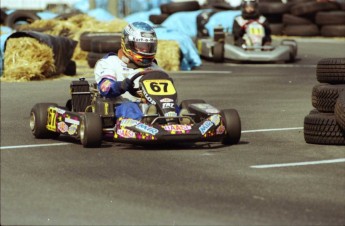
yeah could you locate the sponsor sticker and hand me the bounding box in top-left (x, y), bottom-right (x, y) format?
top-left (199, 121), bottom-right (213, 135)
top-left (57, 122), bottom-right (69, 133)
top-left (65, 117), bottom-right (80, 125)
top-left (117, 128), bottom-right (136, 138)
top-left (163, 124), bottom-right (192, 132)
top-left (216, 125), bottom-right (225, 135)
top-left (135, 123), bottom-right (159, 135)
top-left (162, 103), bottom-right (174, 109)
top-left (68, 124), bottom-right (78, 135)
top-left (160, 98), bottom-right (174, 103)
top-left (210, 114), bottom-right (220, 126)
top-left (164, 111), bottom-right (177, 117)
top-left (120, 118), bottom-right (139, 127)
top-left (56, 108), bottom-right (66, 114)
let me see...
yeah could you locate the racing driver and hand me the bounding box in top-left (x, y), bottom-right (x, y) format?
top-left (94, 21), bottom-right (161, 120)
top-left (232, 0), bottom-right (272, 47)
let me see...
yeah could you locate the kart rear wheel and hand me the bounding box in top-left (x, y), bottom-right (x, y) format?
top-left (80, 113), bottom-right (103, 148)
top-left (220, 109), bottom-right (241, 145)
top-left (281, 39), bottom-right (297, 62)
top-left (213, 42), bottom-right (224, 63)
top-left (30, 103), bottom-right (60, 139)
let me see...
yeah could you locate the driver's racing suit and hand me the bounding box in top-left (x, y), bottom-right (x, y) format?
top-left (232, 15), bottom-right (272, 47)
top-left (94, 50), bottom-right (160, 120)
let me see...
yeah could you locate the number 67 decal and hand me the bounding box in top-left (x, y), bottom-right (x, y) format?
top-left (143, 80), bottom-right (176, 95)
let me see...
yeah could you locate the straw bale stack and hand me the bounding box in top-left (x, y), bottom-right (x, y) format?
top-left (2, 37), bottom-right (55, 81)
top-left (7, 14), bottom-right (180, 79)
top-left (156, 40), bottom-right (180, 71)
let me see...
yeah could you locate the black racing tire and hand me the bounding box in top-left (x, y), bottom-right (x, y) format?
top-left (315, 11), bottom-right (345, 25)
top-left (335, 91), bottom-right (345, 131)
top-left (282, 14), bottom-right (313, 25)
top-left (149, 14), bottom-right (169, 24)
top-left (213, 42), bottom-right (224, 63)
top-left (320, 25), bottom-right (345, 37)
top-left (90, 37), bottom-right (121, 53)
top-left (160, 1), bottom-right (200, 15)
top-left (312, 83), bottom-right (345, 112)
top-left (30, 103), bottom-right (60, 139)
top-left (80, 32), bottom-right (121, 52)
top-left (304, 111), bottom-right (345, 145)
top-left (79, 113), bottom-right (103, 148)
top-left (283, 24), bottom-right (319, 36)
top-left (290, 2), bottom-right (340, 16)
top-left (281, 39), bottom-right (297, 62)
top-left (220, 109), bottom-right (241, 145)
top-left (259, 2), bottom-right (292, 14)
top-left (1, 8), bottom-right (8, 25)
top-left (316, 58), bottom-right (345, 84)
top-left (5, 10), bottom-right (41, 29)
top-left (64, 60), bottom-right (77, 76)
top-left (87, 52), bottom-right (105, 68)
top-left (269, 23), bottom-right (284, 35)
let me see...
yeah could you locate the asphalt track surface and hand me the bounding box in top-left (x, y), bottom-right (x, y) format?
top-left (1, 37), bottom-right (345, 225)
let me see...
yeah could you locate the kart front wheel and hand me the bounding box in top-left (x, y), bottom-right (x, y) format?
top-left (30, 103), bottom-right (60, 139)
top-left (220, 109), bottom-right (241, 145)
top-left (79, 113), bottom-right (103, 148)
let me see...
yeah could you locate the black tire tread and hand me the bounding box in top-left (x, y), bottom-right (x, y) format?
top-left (316, 58), bottom-right (345, 84)
top-left (335, 91), bottom-right (345, 131)
top-left (304, 112), bottom-right (345, 145)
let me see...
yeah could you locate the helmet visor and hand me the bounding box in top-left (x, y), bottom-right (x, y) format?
top-left (130, 41), bottom-right (157, 56)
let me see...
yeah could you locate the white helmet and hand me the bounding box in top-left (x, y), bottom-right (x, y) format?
top-left (121, 22), bottom-right (158, 67)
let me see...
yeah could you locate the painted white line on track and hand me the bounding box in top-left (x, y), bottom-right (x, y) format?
top-left (242, 127), bottom-right (303, 133)
top-left (0, 143), bottom-right (71, 150)
top-left (171, 70), bottom-right (232, 74)
top-left (222, 63), bottom-right (316, 68)
top-left (0, 127), bottom-right (303, 150)
top-left (251, 158), bottom-right (345, 169)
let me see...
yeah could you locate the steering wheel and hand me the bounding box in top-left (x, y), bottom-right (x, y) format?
top-left (127, 71), bottom-right (145, 97)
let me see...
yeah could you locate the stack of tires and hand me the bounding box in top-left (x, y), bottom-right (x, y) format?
top-left (304, 58), bottom-right (345, 145)
top-left (258, 0), bottom-right (345, 37)
top-left (149, 0), bottom-right (201, 24)
top-left (80, 32), bottom-right (122, 68)
top-left (258, 0), bottom-right (293, 35)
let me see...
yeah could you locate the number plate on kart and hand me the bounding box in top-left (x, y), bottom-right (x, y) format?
top-left (142, 80), bottom-right (176, 95)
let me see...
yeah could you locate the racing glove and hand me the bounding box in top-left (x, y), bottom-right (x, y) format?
top-left (98, 78), bottom-right (131, 98)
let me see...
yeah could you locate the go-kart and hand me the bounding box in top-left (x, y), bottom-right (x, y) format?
top-left (197, 24), bottom-right (297, 63)
top-left (30, 70), bottom-right (241, 147)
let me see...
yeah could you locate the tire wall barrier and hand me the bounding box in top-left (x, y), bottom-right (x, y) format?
top-left (304, 58), bottom-right (345, 145)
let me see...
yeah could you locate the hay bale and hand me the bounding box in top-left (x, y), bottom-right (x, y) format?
top-left (13, 14), bottom-right (181, 72)
top-left (156, 40), bottom-right (180, 71)
top-left (2, 37), bottom-right (55, 81)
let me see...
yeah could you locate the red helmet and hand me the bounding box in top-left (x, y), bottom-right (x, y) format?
top-left (121, 22), bottom-right (158, 67)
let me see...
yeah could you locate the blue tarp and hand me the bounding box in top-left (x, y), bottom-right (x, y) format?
top-left (125, 8), bottom-right (160, 25)
top-left (155, 27), bottom-right (201, 70)
top-left (161, 10), bottom-right (204, 38)
top-left (205, 10), bottom-right (241, 37)
top-left (87, 8), bottom-right (116, 21)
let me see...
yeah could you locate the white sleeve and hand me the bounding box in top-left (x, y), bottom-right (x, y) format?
top-left (94, 56), bottom-right (118, 84)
